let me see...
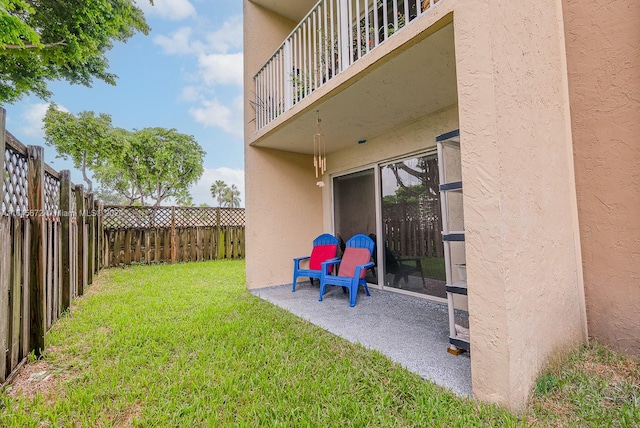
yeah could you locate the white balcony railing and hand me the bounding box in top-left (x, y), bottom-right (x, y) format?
top-left (253, 0), bottom-right (441, 131)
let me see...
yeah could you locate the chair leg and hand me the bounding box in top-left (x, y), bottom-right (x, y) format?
top-left (292, 273), bottom-right (298, 292)
top-left (319, 282), bottom-right (325, 302)
top-left (349, 285), bottom-right (357, 307)
top-left (362, 281), bottom-right (370, 296)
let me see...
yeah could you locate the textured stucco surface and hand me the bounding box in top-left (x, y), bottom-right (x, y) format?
top-left (455, 0), bottom-right (586, 410)
top-left (244, 2), bottom-right (325, 289)
top-left (243, 0), bottom-right (590, 412)
top-left (563, 0), bottom-right (640, 355)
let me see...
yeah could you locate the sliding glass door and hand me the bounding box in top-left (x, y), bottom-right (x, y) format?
top-left (333, 168), bottom-right (378, 284)
top-left (380, 154), bottom-right (446, 298)
top-left (331, 154), bottom-right (446, 297)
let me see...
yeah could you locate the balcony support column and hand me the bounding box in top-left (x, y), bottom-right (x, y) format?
top-left (339, 0), bottom-right (350, 72)
top-left (284, 40), bottom-right (293, 110)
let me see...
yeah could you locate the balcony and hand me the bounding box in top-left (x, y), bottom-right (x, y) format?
top-left (252, 0), bottom-right (447, 133)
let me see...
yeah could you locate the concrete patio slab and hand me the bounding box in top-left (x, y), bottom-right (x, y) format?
top-left (251, 283), bottom-right (472, 396)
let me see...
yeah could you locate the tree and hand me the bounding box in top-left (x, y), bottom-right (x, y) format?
top-left (43, 107), bottom-right (206, 206)
top-left (221, 184), bottom-right (241, 208)
top-left (93, 186), bottom-right (129, 206)
top-left (43, 103), bottom-right (115, 191)
top-left (106, 127), bottom-right (206, 206)
top-left (210, 180), bottom-right (228, 207)
top-left (0, 0), bottom-right (151, 103)
top-left (174, 188), bottom-right (194, 207)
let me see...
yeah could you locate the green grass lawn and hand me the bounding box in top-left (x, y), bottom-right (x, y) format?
top-left (1, 260), bottom-right (637, 426)
top-left (420, 257), bottom-right (446, 281)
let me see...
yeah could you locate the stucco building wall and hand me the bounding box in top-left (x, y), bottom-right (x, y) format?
top-left (454, 0), bottom-right (587, 409)
top-left (244, 2), bottom-right (325, 289)
top-left (244, 0), bottom-right (590, 411)
top-left (563, 0), bottom-right (640, 355)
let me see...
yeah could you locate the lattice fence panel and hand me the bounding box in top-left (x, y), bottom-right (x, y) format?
top-left (174, 207), bottom-right (217, 227)
top-left (103, 206), bottom-right (174, 229)
top-left (218, 208), bottom-right (245, 227)
top-left (44, 172), bottom-right (61, 221)
top-left (2, 141), bottom-right (29, 216)
top-left (102, 206), bottom-right (246, 229)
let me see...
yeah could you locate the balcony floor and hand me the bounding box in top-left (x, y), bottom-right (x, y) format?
top-left (251, 283), bottom-right (472, 396)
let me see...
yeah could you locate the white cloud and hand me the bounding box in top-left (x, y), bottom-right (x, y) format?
top-left (198, 52), bottom-right (243, 86)
top-left (190, 167), bottom-right (245, 207)
top-left (152, 15), bottom-right (244, 137)
top-left (188, 95), bottom-right (243, 137)
top-left (154, 27), bottom-right (202, 55)
top-left (137, 0), bottom-right (196, 20)
top-left (180, 85), bottom-right (203, 102)
top-left (204, 16), bottom-right (243, 53)
top-left (18, 102), bottom-right (68, 139)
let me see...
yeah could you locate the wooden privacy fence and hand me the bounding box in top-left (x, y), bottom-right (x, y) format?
top-left (1, 109), bottom-right (100, 386)
top-left (383, 200), bottom-right (444, 259)
top-left (102, 206), bottom-right (245, 266)
top-left (1, 106), bottom-right (246, 387)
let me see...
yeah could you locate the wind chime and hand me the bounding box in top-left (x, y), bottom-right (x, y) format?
top-left (313, 110), bottom-right (326, 187)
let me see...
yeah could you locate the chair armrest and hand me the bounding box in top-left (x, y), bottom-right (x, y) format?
top-left (320, 257), bottom-right (341, 274)
top-left (358, 261), bottom-right (375, 271)
top-left (353, 261), bottom-right (375, 278)
top-left (293, 256), bottom-right (311, 268)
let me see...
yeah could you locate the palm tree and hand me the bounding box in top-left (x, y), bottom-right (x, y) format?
top-left (221, 184), bottom-right (241, 208)
top-left (210, 180), bottom-right (228, 207)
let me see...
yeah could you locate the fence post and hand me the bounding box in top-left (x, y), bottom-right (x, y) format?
top-left (87, 193), bottom-right (94, 285)
top-left (60, 171), bottom-right (72, 312)
top-left (75, 185), bottom-right (86, 296)
top-left (171, 206), bottom-right (176, 264)
top-left (93, 199), bottom-right (102, 274)
top-left (0, 108), bottom-right (6, 381)
top-left (27, 145), bottom-right (46, 356)
top-left (216, 208), bottom-right (225, 260)
top-left (0, 107), bottom-right (5, 210)
top-left (97, 201), bottom-right (103, 270)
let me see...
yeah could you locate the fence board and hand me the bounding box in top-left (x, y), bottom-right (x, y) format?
top-left (75, 185), bottom-right (85, 296)
top-left (0, 217), bottom-right (10, 382)
top-left (145, 230), bottom-right (151, 264)
top-left (27, 145), bottom-right (46, 357)
top-left (21, 221), bottom-right (30, 360)
top-left (45, 222), bottom-right (53, 330)
top-left (155, 230), bottom-right (161, 262)
top-left (87, 194), bottom-right (94, 286)
top-left (190, 228), bottom-right (197, 261)
top-left (10, 217), bottom-right (23, 370)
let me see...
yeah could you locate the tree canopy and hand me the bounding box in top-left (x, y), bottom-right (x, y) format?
top-left (210, 180), bottom-right (228, 207)
top-left (0, 0), bottom-right (151, 103)
top-left (222, 184), bottom-right (241, 208)
top-left (210, 180), bottom-right (241, 208)
top-left (43, 105), bottom-right (206, 206)
top-left (43, 103), bottom-right (115, 191)
top-left (107, 127), bottom-right (205, 206)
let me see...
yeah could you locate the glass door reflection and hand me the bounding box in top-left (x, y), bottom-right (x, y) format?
top-left (333, 168), bottom-right (378, 284)
top-left (380, 154), bottom-right (446, 298)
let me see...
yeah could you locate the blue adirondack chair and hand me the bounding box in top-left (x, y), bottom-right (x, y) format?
top-left (319, 234), bottom-right (375, 307)
top-left (292, 233), bottom-right (339, 292)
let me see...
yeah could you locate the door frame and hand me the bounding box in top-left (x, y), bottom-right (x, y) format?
top-left (330, 149), bottom-right (447, 303)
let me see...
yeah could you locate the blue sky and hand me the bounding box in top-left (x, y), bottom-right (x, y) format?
top-left (4, 0), bottom-right (244, 207)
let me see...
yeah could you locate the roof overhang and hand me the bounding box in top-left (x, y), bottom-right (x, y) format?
top-left (250, 21), bottom-right (458, 155)
top-left (250, 0), bottom-right (318, 22)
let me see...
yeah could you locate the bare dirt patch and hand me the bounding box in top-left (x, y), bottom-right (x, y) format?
top-left (4, 360), bottom-right (57, 401)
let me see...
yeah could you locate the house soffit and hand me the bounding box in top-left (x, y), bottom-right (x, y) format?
top-left (250, 0), bottom-right (317, 22)
top-left (251, 22), bottom-right (458, 155)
